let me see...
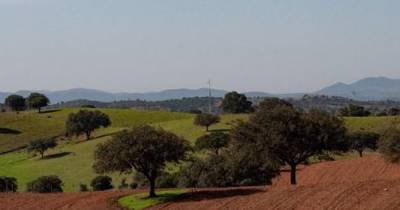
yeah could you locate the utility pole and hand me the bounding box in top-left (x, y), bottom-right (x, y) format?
top-left (208, 80), bottom-right (212, 114)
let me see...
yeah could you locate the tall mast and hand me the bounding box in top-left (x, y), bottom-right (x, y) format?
top-left (208, 79), bottom-right (212, 114)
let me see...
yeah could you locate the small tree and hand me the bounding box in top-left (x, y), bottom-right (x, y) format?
top-left (66, 110), bottom-right (111, 140)
top-left (4, 95), bottom-right (26, 113)
top-left (379, 128), bottom-right (400, 163)
top-left (27, 138), bottom-right (57, 159)
top-left (221, 91), bottom-right (252, 113)
top-left (90, 176), bottom-right (113, 191)
top-left (93, 125), bottom-right (190, 197)
top-left (194, 113), bottom-right (220, 131)
top-left (195, 132), bottom-right (230, 155)
top-left (0, 176), bottom-right (18, 192)
top-left (27, 176), bottom-right (63, 193)
top-left (346, 131), bottom-right (380, 157)
top-left (26, 93), bottom-right (50, 113)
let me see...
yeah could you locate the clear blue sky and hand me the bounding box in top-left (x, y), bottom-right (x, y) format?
top-left (1, 0), bottom-right (399, 93)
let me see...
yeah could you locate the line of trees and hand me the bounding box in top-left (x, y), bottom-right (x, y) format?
top-left (4, 93), bottom-right (50, 113)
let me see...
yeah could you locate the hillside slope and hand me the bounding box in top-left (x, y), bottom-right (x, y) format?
top-left (152, 155), bottom-right (400, 210)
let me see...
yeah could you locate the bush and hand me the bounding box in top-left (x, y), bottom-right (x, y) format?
top-left (0, 176), bottom-right (18, 192)
top-left (379, 128), bottom-right (400, 163)
top-left (90, 176), bottom-right (113, 191)
top-left (27, 176), bottom-right (63, 193)
top-left (79, 183), bottom-right (89, 192)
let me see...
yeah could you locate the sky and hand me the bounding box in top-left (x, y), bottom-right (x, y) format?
top-left (0, 0), bottom-right (399, 93)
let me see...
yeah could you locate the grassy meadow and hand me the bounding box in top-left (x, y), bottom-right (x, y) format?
top-left (0, 108), bottom-right (246, 191)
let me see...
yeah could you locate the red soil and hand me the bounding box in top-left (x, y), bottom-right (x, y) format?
top-left (0, 190), bottom-right (137, 210)
top-left (1, 155), bottom-right (400, 210)
top-left (151, 155), bottom-right (400, 210)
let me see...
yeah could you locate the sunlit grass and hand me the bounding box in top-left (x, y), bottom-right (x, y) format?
top-left (118, 189), bottom-right (187, 210)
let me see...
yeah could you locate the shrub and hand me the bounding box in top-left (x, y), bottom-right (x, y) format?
top-left (90, 176), bottom-right (113, 191)
top-left (27, 176), bottom-right (63, 193)
top-left (79, 183), bottom-right (89, 192)
top-left (0, 176), bottom-right (18, 192)
top-left (379, 128), bottom-right (400, 163)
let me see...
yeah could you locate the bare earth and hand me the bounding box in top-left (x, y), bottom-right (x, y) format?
top-left (1, 155), bottom-right (400, 210)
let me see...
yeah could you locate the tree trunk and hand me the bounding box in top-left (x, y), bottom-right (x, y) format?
top-left (149, 178), bottom-right (157, 198)
top-left (85, 131), bottom-right (91, 140)
top-left (290, 163), bottom-right (297, 185)
top-left (38, 107), bottom-right (41, 113)
top-left (358, 150), bottom-right (363, 157)
top-left (206, 126), bottom-right (209, 132)
top-left (41, 152), bottom-right (44, 159)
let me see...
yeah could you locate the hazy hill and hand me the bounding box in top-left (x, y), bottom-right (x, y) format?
top-left (317, 77), bottom-right (400, 101)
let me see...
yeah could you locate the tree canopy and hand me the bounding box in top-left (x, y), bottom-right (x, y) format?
top-left (4, 95), bottom-right (26, 112)
top-left (66, 110), bottom-right (111, 140)
top-left (231, 100), bottom-right (347, 185)
top-left (221, 91), bottom-right (252, 113)
top-left (27, 138), bottom-right (57, 159)
top-left (193, 113), bottom-right (220, 131)
top-left (346, 131), bottom-right (380, 157)
top-left (93, 125), bottom-right (191, 197)
top-left (339, 104), bottom-right (371, 116)
top-left (26, 93), bottom-right (50, 113)
top-left (195, 132), bottom-right (230, 155)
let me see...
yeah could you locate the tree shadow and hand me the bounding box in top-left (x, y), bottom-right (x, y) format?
top-left (172, 188), bottom-right (264, 203)
top-left (0, 128), bottom-right (21, 135)
top-left (39, 109), bottom-right (61, 114)
top-left (74, 131), bottom-right (119, 144)
top-left (42, 152), bottom-right (72, 160)
top-left (209, 129), bottom-right (230, 133)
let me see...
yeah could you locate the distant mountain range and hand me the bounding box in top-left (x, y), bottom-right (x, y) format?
top-left (316, 77), bottom-right (400, 101)
top-left (1, 77), bottom-right (400, 103)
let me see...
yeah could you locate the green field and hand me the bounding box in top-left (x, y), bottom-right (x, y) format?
top-left (0, 109), bottom-right (397, 192)
top-left (0, 108), bottom-right (191, 153)
top-left (118, 189), bottom-right (187, 210)
top-left (0, 109), bottom-right (246, 192)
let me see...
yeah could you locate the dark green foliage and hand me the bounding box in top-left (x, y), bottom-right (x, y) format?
top-left (27, 176), bottom-right (63, 193)
top-left (221, 91), bottom-right (252, 113)
top-left (178, 153), bottom-right (279, 188)
top-left (90, 176), bottom-right (113, 191)
top-left (193, 113), bottom-right (220, 131)
top-left (26, 93), bottom-right (50, 113)
top-left (339, 104), bottom-right (371, 116)
top-left (66, 110), bottom-right (111, 140)
top-left (81, 105), bottom-right (96, 108)
top-left (79, 183), bottom-right (89, 192)
top-left (195, 132), bottom-right (230, 155)
top-left (379, 128), bottom-right (400, 163)
top-left (93, 125), bottom-right (191, 197)
top-left (388, 108), bottom-right (400, 116)
top-left (346, 131), bottom-right (380, 157)
top-left (5, 95), bottom-right (26, 112)
top-left (0, 176), bottom-right (18, 192)
top-left (257, 97), bottom-right (293, 110)
top-left (231, 99), bottom-right (347, 185)
top-left (27, 138), bottom-right (57, 159)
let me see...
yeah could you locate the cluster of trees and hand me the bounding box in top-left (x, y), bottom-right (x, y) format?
top-left (339, 104), bottom-right (371, 117)
top-left (4, 93), bottom-right (50, 113)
